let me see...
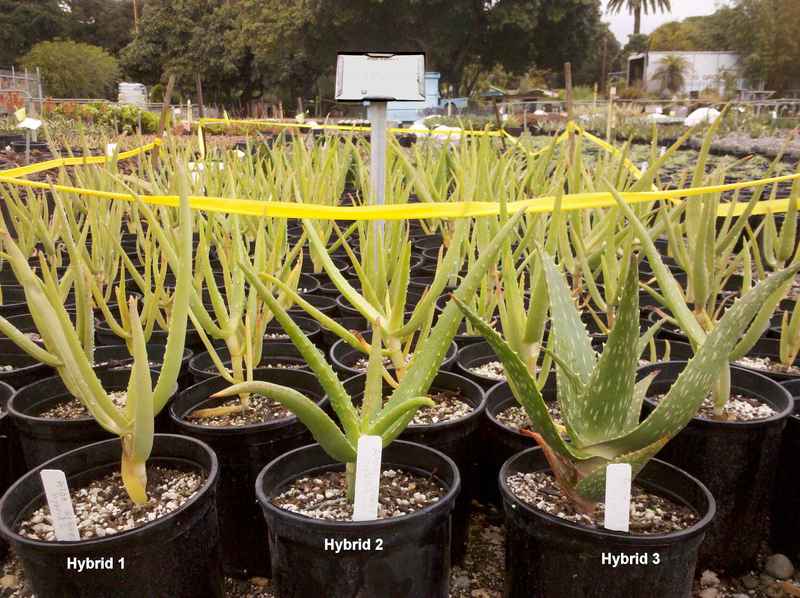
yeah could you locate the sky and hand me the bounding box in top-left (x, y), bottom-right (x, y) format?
top-left (602, 0), bottom-right (730, 43)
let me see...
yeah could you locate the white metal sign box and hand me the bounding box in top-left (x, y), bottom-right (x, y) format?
top-left (335, 53), bottom-right (425, 102)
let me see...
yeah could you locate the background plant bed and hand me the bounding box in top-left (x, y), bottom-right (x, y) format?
top-left (640, 361), bottom-right (793, 573)
top-left (170, 369), bottom-right (326, 578)
top-left (499, 446), bottom-right (715, 598)
top-left (255, 440), bottom-right (460, 598)
top-left (0, 434), bottom-right (223, 598)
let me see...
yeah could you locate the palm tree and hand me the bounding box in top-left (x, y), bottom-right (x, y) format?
top-left (607, 0), bottom-right (672, 36)
top-left (652, 54), bottom-right (689, 94)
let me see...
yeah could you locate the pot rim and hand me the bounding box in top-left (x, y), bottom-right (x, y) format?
top-left (255, 440), bottom-right (461, 532)
top-left (499, 446), bottom-right (716, 544)
top-left (639, 361), bottom-right (794, 428)
top-left (170, 370), bottom-right (324, 432)
top-left (0, 433), bottom-right (218, 549)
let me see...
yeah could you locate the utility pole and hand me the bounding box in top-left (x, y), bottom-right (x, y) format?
top-left (601, 35), bottom-right (608, 93)
top-left (133, 0), bottom-right (139, 34)
top-left (195, 74), bottom-right (205, 119)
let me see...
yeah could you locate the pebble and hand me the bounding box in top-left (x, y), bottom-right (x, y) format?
top-left (741, 574), bottom-right (759, 589)
top-left (764, 553), bottom-right (795, 580)
top-left (700, 570), bottom-right (720, 587)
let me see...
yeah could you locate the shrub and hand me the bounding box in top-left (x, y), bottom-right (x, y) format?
top-left (20, 40), bottom-right (120, 99)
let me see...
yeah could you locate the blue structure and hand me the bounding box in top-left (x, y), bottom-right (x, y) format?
top-left (387, 72), bottom-right (441, 123)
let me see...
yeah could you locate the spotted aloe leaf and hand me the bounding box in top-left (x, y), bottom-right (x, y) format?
top-left (577, 263), bottom-right (642, 445)
top-left (540, 251), bottom-right (595, 444)
top-left (591, 261), bottom-right (800, 457)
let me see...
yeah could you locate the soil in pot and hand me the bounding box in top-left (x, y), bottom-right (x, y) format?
top-left (456, 341), bottom-right (546, 390)
top-left (733, 338), bottom-right (800, 382)
top-left (188, 342), bottom-right (307, 384)
top-left (500, 447), bottom-right (714, 598)
top-left (0, 434), bottom-right (223, 598)
top-left (770, 380), bottom-right (800, 559)
top-left (640, 361), bottom-right (792, 573)
top-left (8, 369), bottom-right (176, 470)
top-left (342, 370), bottom-right (485, 565)
top-left (480, 381), bottom-right (556, 506)
top-left (256, 440), bottom-right (460, 598)
top-left (169, 369), bottom-right (325, 578)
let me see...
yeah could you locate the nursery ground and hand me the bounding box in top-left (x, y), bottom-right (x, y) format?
top-left (3, 499), bottom-right (800, 598)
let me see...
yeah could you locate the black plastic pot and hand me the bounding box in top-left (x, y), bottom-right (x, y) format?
top-left (95, 318), bottom-right (203, 352)
top-left (0, 285), bottom-right (29, 318)
top-left (170, 369), bottom-right (325, 577)
top-left (256, 440), bottom-right (460, 598)
top-left (0, 381), bottom-right (15, 560)
top-left (188, 341), bottom-right (308, 384)
top-left (329, 335), bottom-right (457, 379)
top-left (287, 294), bottom-right (337, 319)
top-left (640, 361), bottom-right (792, 573)
top-left (9, 368), bottom-right (177, 470)
top-left (264, 316), bottom-right (322, 348)
top-left (770, 379), bottom-right (800, 558)
top-left (481, 381), bottom-right (553, 506)
top-left (734, 337), bottom-right (800, 384)
top-left (341, 370), bottom-right (485, 565)
top-left (0, 339), bottom-right (54, 388)
top-left (500, 447), bottom-right (715, 598)
top-left (456, 341), bottom-right (510, 390)
top-left (0, 434), bottom-right (223, 598)
top-left (92, 344), bottom-right (193, 384)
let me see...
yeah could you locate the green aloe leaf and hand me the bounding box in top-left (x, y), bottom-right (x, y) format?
top-left (240, 260), bottom-right (361, 443)
top-left (387, 210), bottom-right (525, 410)
top-left (212, 381), bottom-right (356, 463)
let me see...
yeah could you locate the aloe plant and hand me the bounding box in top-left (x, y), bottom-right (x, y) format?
top-left (0, 188), bottom-right (193, 504)
top-left (456, 247), bottom-right (800, 511)
top-left (211, 210), bottom-right (523, 500)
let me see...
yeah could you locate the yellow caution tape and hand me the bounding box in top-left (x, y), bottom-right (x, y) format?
top-left (0, 140), bottom-right (162, 179)
top-left (1, 171), bottom-right (796, 220)
top-left (0, 129), bottom-right (796, 220)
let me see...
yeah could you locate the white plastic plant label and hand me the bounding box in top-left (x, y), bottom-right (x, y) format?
top-left (352, 435), bottom-right (382, 521)
top-left (106, 143), bottom-right (118, 157)
top-left (603, 463), bottom-right (632, 532)
top-left (18, 117), bottom-right (42, 131)
top-left (40, 469), bottom-right (80, 541)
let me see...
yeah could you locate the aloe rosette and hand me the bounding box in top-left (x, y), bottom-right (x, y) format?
top-left (456, 246), bottom-right (800, 511)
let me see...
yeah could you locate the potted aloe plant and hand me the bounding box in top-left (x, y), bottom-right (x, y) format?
top-left (0, 190), bottom-right (224, 598)
top-left (456, 243), bottom-right (799, 597)
top-left (207, 211), bottom-right (522, 597)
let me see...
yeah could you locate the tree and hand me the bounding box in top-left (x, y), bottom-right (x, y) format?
top-left (61, 0), bottom-right (135, 55)
top-left (606, 0), bottom-right (671, 36)
top-left (20, 40), bottom-right (121, 98)
top-left (0, 1), bottom-right (68, 66)
top-left (651, 54), bottom-right (689, 94)
top-left (736, 0), bottom-right (800, 93)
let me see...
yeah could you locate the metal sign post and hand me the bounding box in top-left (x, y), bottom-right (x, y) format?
top-left (366, 100), bottom-right (387, 259)
top-left (335, 51), bottom-right (426, 273)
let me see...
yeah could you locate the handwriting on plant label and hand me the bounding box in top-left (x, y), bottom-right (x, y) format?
top-left (324, 538), bottom-right (384, 553)
top-left (66, 557), bottom-right (125, 572)
top-left (601, 552), bottom-right (661, 567)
